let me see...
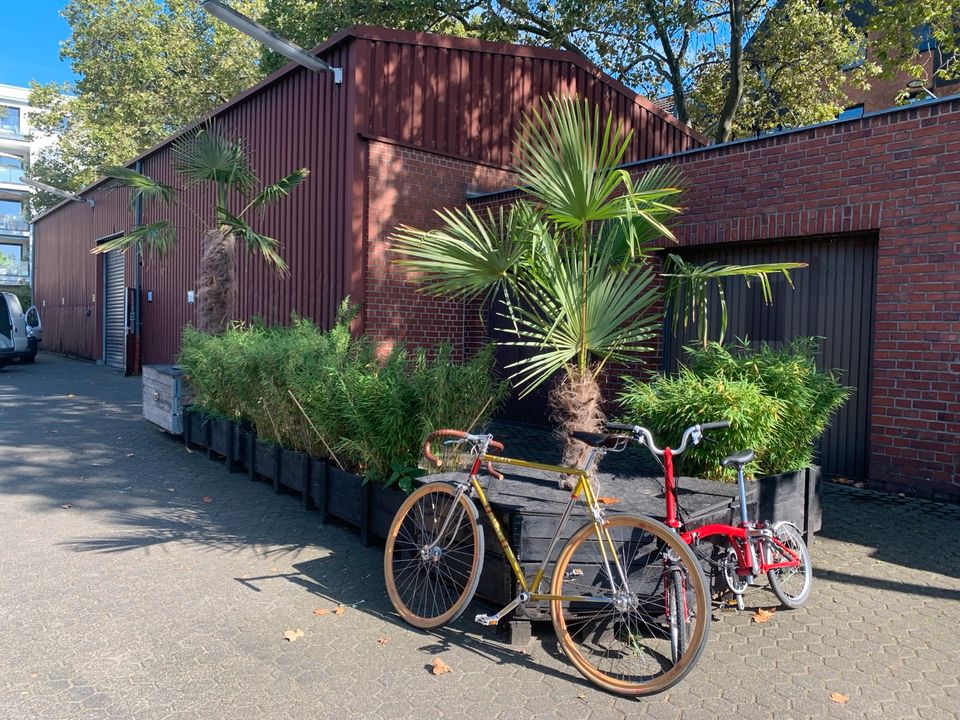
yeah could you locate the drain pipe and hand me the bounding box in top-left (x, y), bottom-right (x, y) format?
top-left (132, 160), bottom-right (143, 375)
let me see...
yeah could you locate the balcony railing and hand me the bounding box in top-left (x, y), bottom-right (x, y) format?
top-left (0, 166), bottom-right (25, 185)
top-left (0, 214), bottom-right (29, 233)
top-left (0, 260), bottom-right (29, 278)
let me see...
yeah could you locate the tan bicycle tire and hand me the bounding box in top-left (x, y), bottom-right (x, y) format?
top-left (384, 482), bottom-right (484, 629)
top-left (550, 515), bottom-right (711, 696)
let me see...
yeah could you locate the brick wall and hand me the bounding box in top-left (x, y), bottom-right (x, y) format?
top-left (626, 99), bottom-right (960, 499)
top-left (466, 97), bottom-right (960, 499)
top-left (363, 139), bottom-right (516, 359)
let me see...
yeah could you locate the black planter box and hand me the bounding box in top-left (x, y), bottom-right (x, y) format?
top-left (254, 438), bottom-right (280, 486)
top-left (279, 448), bottom-right (310, 505)
top-left (183, 409), bottom-right (210, 450)
top-left (310, 457), bottom-right (329, 520)
top-left (207, 417), bottom-right (233, 460)
top-left (369, 484), bottom-right (408, 540)
top-left (326, 467), bottom-right (364, 526)
top-left (230, 424), bottom-right (252, 473)
top-left (751, 465), bottom-right (821, 543)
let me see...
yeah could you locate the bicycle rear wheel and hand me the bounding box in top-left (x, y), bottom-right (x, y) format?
top-left (765, 522), bottom-right (812, 609)
top-left (384, 482), bottom-right (484, 628)
top-left (551, 515), bottom-right (710, 696)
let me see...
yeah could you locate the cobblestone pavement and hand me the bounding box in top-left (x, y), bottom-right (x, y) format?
top-left (1, 354), bottom-right (959, 720)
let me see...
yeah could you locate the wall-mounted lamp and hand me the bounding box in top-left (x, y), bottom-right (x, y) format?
top-left (200, 0), bottom-right (343, 84)
top-left (21, 176), bottom-right (95, 208)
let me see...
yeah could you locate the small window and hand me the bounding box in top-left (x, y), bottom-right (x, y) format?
top-left (838, 104), bottom-right (865, 121)
top-left (915, 25), bottom-right (937, 53)
top-left (0, 106), bottom-right (20, 135)
top-left (0, 243), bottom-right (22, 272)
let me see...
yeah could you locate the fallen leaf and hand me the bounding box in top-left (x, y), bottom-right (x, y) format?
top-left (576, 693), bottom-right (587, 700)
top-left (270, 567), bottom-right (279, 572)
top-left (853, 482), bottom-right (865, 489)
top-left (312, 608), bottom-right (330, 616)
top-left (377, 636), bottom-right (390, 645)
top-left (430, 657), bottom-right (452, 675)
top-left (60, 504), bottom-right (72, 509)
top-left (125, 453), bottom-right (135, 458)
top-left (752, 608), bottom-right (776, 623)
top-left (597, 496), bottom-right (622, 505)
top-left (185, 448), bottom-right (193, 454)
top-left (283, 629), bottom-right (304, 642)
top-left (67, 394), bottom-right (75, 398)
top-left (167, 487), bottom-right (176, 492)
top-left (201, 496), bottom-right (214, 503)
top-left (830, 692), bottom-right (849, 704)
top-left (334, 605), bottom-right (346, 616)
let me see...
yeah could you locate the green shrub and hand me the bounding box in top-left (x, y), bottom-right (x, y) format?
top-left (685, 339), bottom-right (852, 474)
top-left (178, 298), bottom-right (507, 490)
top-left (619, 370), bottom-right (782, 480)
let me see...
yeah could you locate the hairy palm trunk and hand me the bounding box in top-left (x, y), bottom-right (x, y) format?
top-left (549, 366), bottom-right (605, 490)
top-left (197, 227), bottom-right (236, 334)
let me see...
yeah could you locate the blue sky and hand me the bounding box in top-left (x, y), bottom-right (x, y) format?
top-left (3, 2), bottom-right (77, 88)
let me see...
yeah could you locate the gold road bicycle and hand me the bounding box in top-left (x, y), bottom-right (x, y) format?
top-left (383, 429), bottom-right (711, 695)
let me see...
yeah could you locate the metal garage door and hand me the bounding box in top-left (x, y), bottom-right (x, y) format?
top-left (664, 233), bottom-right (878, 480)
top-left (104, 249), bottom-right (126, 370)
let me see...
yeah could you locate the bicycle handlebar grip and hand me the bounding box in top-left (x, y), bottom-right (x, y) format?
top-left (605, 422), bottom-right (637, 431)
top-left (422, 429), bottom-right (468, 468)
top-left (700, 421), bottom-right (731, 430)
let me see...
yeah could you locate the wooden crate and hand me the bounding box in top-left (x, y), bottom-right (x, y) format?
top-left (142, 365), bottom-right (192, 434)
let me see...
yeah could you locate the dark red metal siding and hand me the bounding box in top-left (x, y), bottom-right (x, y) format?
top-left (138, 43), bottom-right (356, 364)
top-left (361, 38), bottom-right (700, 167)
top-left (33, 184), bottom-right (132, 360)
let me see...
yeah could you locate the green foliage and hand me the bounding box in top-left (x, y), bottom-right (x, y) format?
top-left (619, 370), bottom-right (782, 481)
top-left (177, 299), bottom-right (507, 487)
top-left (9, 284), bottom-right (32, 310)
top-left (618, 338), bottom-right (852, 480)
top-left (26, 0), bottom-right (266, 216)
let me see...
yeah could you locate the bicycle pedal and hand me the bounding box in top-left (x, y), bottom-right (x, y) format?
top-left (474, 613), bottom-right (498, 627)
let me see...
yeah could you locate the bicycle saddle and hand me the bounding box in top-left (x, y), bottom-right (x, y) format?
top-left (721, 449), bottom-right (755, 467)
top-left (569, 431), bottom-right (627, 448)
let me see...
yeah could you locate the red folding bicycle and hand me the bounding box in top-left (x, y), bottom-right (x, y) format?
top-left (602, 421), bottom-right (812, 610)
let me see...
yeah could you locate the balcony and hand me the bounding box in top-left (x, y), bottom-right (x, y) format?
top-left (0, 166), bottom-right (25, 186)
top-left (0, 214), bottom-right (29, 234)
top-left (0, 260), bottom-right (29, 281)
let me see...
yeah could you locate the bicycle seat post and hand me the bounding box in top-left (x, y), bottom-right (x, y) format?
top-left (736, 463), bottom-right (750, 528)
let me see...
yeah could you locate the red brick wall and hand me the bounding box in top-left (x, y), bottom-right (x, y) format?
top-left (363, 139), bottom-right (516, 359)
top-left (466, 98), bottom-right (960, 499)
top-left (628, 99), bottom-right (960, 499)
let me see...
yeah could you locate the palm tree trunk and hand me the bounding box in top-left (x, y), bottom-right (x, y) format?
top-left (549, 365), bottom-right (606, 490)
top-left (197, 227), bottom-right (236, 334)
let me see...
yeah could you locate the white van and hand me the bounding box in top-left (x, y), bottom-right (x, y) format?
top-left (0, 291), bottom-right (41, 367)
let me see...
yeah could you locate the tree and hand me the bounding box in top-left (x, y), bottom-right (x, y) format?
top-left (27, 0), bottom-right (267, 216)
top-left (261, 0), bottom-right (955, 142)
top-left (93, 124), bottom-right (309, 334)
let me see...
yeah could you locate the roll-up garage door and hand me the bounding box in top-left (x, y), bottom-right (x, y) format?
top-left (664, 233), bottom-right (878, 480)
top-left (104, 249), bottom-right (126, 370)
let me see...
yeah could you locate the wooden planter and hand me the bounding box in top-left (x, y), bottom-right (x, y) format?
top-left (369, 484), bottom-right (408, 540)
top-left (310, 458), bottom-right (329, 521)
top-left (326, 467), bottom-right (364, 527)
top-left (751, 465), bottom-right (822, 544)
top-left (279, 447), bottom-right (310, 506)
top-left (183, 409), bottom-right (209, 450)
top-left (142, 365), bottom-right (192, 434)
top-left (253, 438), bottom-right (280, 487)
top-left (207, 417), bottom-right (233, 461)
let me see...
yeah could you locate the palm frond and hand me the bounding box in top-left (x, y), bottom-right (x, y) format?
top-left (216, 207), bottom-right (288, 273)
top-left (246, 168), bottom-right (310, 215)
top-left (104, 166), bottom-right (175, 208)
top-left (89, 221), bottom-right (177, 259)
top-left (173, 124), bottom-right (257, 195)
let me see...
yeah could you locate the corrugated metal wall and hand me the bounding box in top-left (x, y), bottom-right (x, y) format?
top-left (33, 184), bottom-right (130, 360)
top-left (360, 31), bottom-right (700, 167)
top-left (663, 234), bottom-right (878, 479)
top-left (34, 28), bottom-right (703, 365)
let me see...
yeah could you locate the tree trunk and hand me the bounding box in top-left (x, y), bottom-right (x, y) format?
top-left (714, 0), bottom-right (745, 143)
top-left (197, 227), bottom-right (236, 334)
top-left (549, 366), bottom-right (606, 490)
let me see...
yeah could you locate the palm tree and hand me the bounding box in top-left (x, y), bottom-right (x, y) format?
top-left (392, 95), bottom-right (681, 475)
top-left (92, 124), bottom-right (309, 334)
top-left (392, 95), bottom-right (803, 482)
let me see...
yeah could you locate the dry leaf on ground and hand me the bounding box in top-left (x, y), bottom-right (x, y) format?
top-left (377, 636), bottom-right (390, 645)
top-left (597, 496), bottom-right (622, 505)
top-left (125, 453), bottom-right (135, 458)
top-left (334, 605), bottom-right (346, 616)
top-left (201, 496), bottom-right (214, 503)
top-left (60, 504), bottom-right (72, 509)
top-left (283, 629), bottom-right (304, 642)
top-left (313, 608), bottom-right (330, 616)
top-left (185, 448), bottom-right (193, 454)
top-left (830, 692), bottom-right (849, 704)
top-left (752, 608), bottom-right (776, 623)
top-left (430, 657), bottom-right (452, 675)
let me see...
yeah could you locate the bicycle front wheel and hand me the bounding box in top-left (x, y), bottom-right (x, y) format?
top-left (551, 515), bottom-right (710, 696)
top-left (384, 482), bottom-right (484, 628)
